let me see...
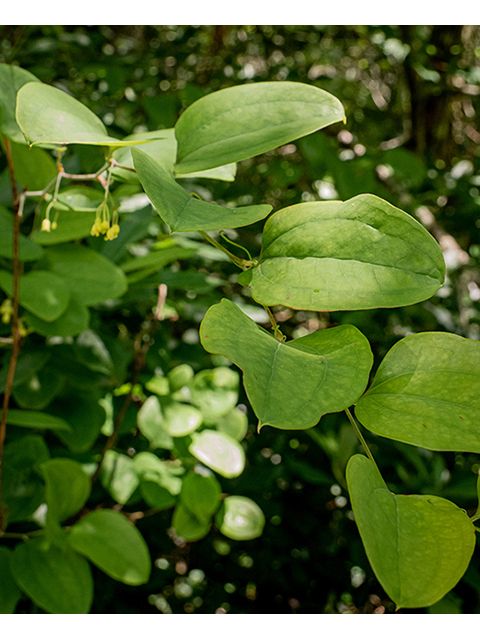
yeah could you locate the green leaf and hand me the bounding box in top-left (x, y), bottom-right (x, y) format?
top-left (41, 458), bottom-right (90, 524)
top-left (11, 539), bottom-right (93, 614)
top-left (346, 454), bottom-right (475, 609)
top-left (101, 450), bottom-right (139, 504)
top-left (216, 496), bottom-right (265, 540)
top-left (161, 400), bottom-right (203, 438)
top-left (16, 82), bottom-right (154, 149)
top-left (51, 392), bottom-right (106, 453)
top-left (0, 208), bottom-right (44, 261)
top-left (0, 547), bottom-right (22, 613)
top-left (0, 350), bottom-right (50, 393)
top-left (6, 140), bottom-right (57, 190)
top-left (0, 63), bottom-right (41, 142)
top-left (24, 295), bottom-right (90, 338)
top-left (239, 196), bottom-right (445, 311)
top-left (180, 470), bottom-right (221, 522)
top-left (112, 128), bottom-right (236, 182)
top-left (12, 365), bottom-right (64, 410)
top-left (69, 509), bottom-right (151, 585)
top-left (32, 210), bottom-right (97, 245)
top-left (355, 332), bottom-right (480, 452)
top-left (200, 299), bottom-right (373, 430)
top-left (190, 367), bottom-right (239, 423)
top-left (0, 269), bottom-right (70, 321)
top-left (189, 430), bottom-right (245, 478)
top-left (43, 244), bottom-right (127, 306)
top-left (174, 81), bottom-right (345, 173)
top-left (172, 503), bottom-right (211, 541)
top-left (168, 364), bottom-right (195, 391)
top-left (214, 407), bottom-right (249, 441)
top-left (134, 452), bottom-right (183, 510)
top-left (132, 148), bottom-right (271, 232)
top-left (137, 396), bottom-right (174, 450)
top-left (6, 409), bottom-right (72, 432)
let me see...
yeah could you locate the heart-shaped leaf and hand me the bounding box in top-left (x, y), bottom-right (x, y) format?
top-left (69, 509), bottom-right (151, 585)
top-left (11, 539), bottom-right (94, 614)
top-left (216, 496), bottom-right (265, 541)
top-left (355, 332), bottom-right (480, 452)
top-left (200, 299), bottom-right (372, 430)
top-left (347, 454), bottom-right (475, 609)
top-left (132, 148), bottom-right (271, 232)
top-left (174, 81), bottom-right (345, 174)
top-left (238, 195), bottom-right (445, 311)
top-left (16, 82), bottom-right (155, 149)
top-left (0, 63), bottom-right (41, 142)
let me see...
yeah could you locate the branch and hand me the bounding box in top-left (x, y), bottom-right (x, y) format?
top-left (0, 136), bottom-right (23, 531)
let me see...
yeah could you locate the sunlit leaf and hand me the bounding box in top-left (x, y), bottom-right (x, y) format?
top-left (189, 429), bottom-right (245, 478)
top-left (132, 148), bottom-right (271, 232)
top-left (180, 470), bottom-right (221, 521)
top-left (355, 332), bottom-right (480, 452)
top-left (137, 396), bottom-right (174, 450)
top-left (347, 455), bottom-right (475, 609)
top-left (200, 299), bottom-right (372, 430)
top-left (174, 81), bottom-right (345, 173)
top-left (190, 367), bottom-right (239, 423)
top-left (216, 496), bottom-right (265, 540)
top-left (69, 509), bottom-right (151, 585)
top-left (101, 450), bottom-right (139, 504)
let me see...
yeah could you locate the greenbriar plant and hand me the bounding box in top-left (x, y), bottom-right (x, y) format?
top-left (0, 61), bottom-right (478, 613)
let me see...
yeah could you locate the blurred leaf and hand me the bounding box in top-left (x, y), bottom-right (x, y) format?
top-left (24, 294), bottom-right (90, 338)
top-left (347, 454), bottom-right (475, 609)
top-left (216, 496), bottom-right (265, 541)
top-left (189, 430), bottom-right (245, 478)
top-left (69, 510), bottom-right (151, 585)
top-left (12, 366), bottom-right (64, 410)
top-left (190, 367), bottom-right (239, 423)
top-left (0, 208), bottom-right (44, 261)
top-left (0, 269), bottom-right (70, 321)
top-left (133, 148), bottom-right (271, 232)
top-left (53, 392), bottom-right (106, 453)
top-left (180, 470), bottom-right (221, 522)
top-left (137, 396), bottom-right (174, 450)
top-left (0, 547), bottom-right (22, 613)
top-left (174, 81), bottom-right (345, 173)
top-left (214, 407), bottom-right (249, 441)
top-left (6, 409), bottom-right (71, 432)
top-left (356, 332), bottom-right (480, 452)
top-left (172, 503), bottom-right (211, 542)
top-left (160, 400), bottom-right (203, 438)
top-left (200, 299), bottom-right (372, 430)
top-left (167, 364), bottom-right (194, 391)
top-left (41, 458), bottom-right (90, 523)
top-left (101, 450), bottom-right (139, 504)
top-left (12, 539), bottom-right (93, 614)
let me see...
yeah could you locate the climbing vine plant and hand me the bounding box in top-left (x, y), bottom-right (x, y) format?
top-left (0, 62), bottom-right (479, 613)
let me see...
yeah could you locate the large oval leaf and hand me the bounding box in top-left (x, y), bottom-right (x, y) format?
top-left (174, 81), bottom-right (345, 173)
top-left (355, 332), bottom-right (480, 452)
top-left (0, 269), bottom-right (70, 321)
top-left (11, 539), bottom-right (93, 614)
top-left (189, 430), bottom-right (245, 478)
top-left (16, 82), bottom-right (152, 149)
top-left (238, 195), bottom-right (445, 311)
top-left (0, 63), bottom-right (40, 142)
top-left (41, 458), bottom-right (91, 524)
top-left (43, 244), bottom-right (127, 305)
top-left (347, 455), bottom-right (475, 609)
top-left (69, 509), bottom-right (151, 585)
top-left (132, 148), bottom-right (271, 232)
top-left (200, 299), bottom-right (373, 430)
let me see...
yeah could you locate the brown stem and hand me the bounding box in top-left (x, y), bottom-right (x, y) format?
top-left (0, 137), bottom-right (23, 531)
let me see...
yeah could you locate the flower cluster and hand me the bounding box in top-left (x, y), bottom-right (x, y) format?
top-left (91, 201), bottom-right (120, 241)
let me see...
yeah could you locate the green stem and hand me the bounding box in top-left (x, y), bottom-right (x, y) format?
top-left (199, 230), bottom-right (247, 268)
top-left (219, 231), bottom-right (253, 261)
top-left (263, 305), bottom-right (285, 341)
top-left (345, 407), bottom-right (378, 467)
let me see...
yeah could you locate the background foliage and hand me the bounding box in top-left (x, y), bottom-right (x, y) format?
top-left (1, 24), bottom-right (480, 614)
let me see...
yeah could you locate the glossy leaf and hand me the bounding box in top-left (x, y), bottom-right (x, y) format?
top-left (43, 244), bottom-right (127, 305)
top-left (134, 451), bottom-right (183, 510)
top-left (172, 503), bottom-right (211, 542)
top-left (41, 458), bottom-right (90, 524)
top-left (0, 63), bottom-right (40, 142)
top-left (238, 196), bottom-right (445, 311)
top-left (137, 396), bottom-right (174, 450)
top-left (346, 455), bottom-right (475, 609)
top-left (12, 539), bottom-right (93, 614)
top-left (174, 81), bottom-right (345, 173)
top-left (0, 547), bottom-right (22, 613)
top-left (355, 332), bottom-right (480, 452)
top-left (0, 208), bottom-right (43, 261)
top-left (112, 128), bottom-right (236, 181)
top-left (189, 429), bottom-right (245, 478)
top-left (161, 401), bottom-right (203, 438)
top-left (0, 269), bottom-right (70, 321)
top-left (216, 496), bottom-right (265, 541)
top-left (132, 148), bottom-right (271, 232)
top-left (180, 470), bottom-right (221, 521)
top-left (16, 82), bottom-right (153, 148)
top-left (190, 367), bottom-right (239, 423)
top-left (69, 509), bottom-right (151, 585)
top-left (200, 299), bottom-right (373, 430)
top-left (6, 409), bottom-right (71, 432)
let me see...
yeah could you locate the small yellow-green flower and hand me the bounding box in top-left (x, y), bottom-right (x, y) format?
top-left (0, 299), bottom-right (13, 324)
top-left (41, 218), bottom-right (51, 232)
top-left (105, 224), bottom-right (120, 241)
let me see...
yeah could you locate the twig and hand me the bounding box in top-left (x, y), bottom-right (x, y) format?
top-left (0, 137), bottom-right (23, 531)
